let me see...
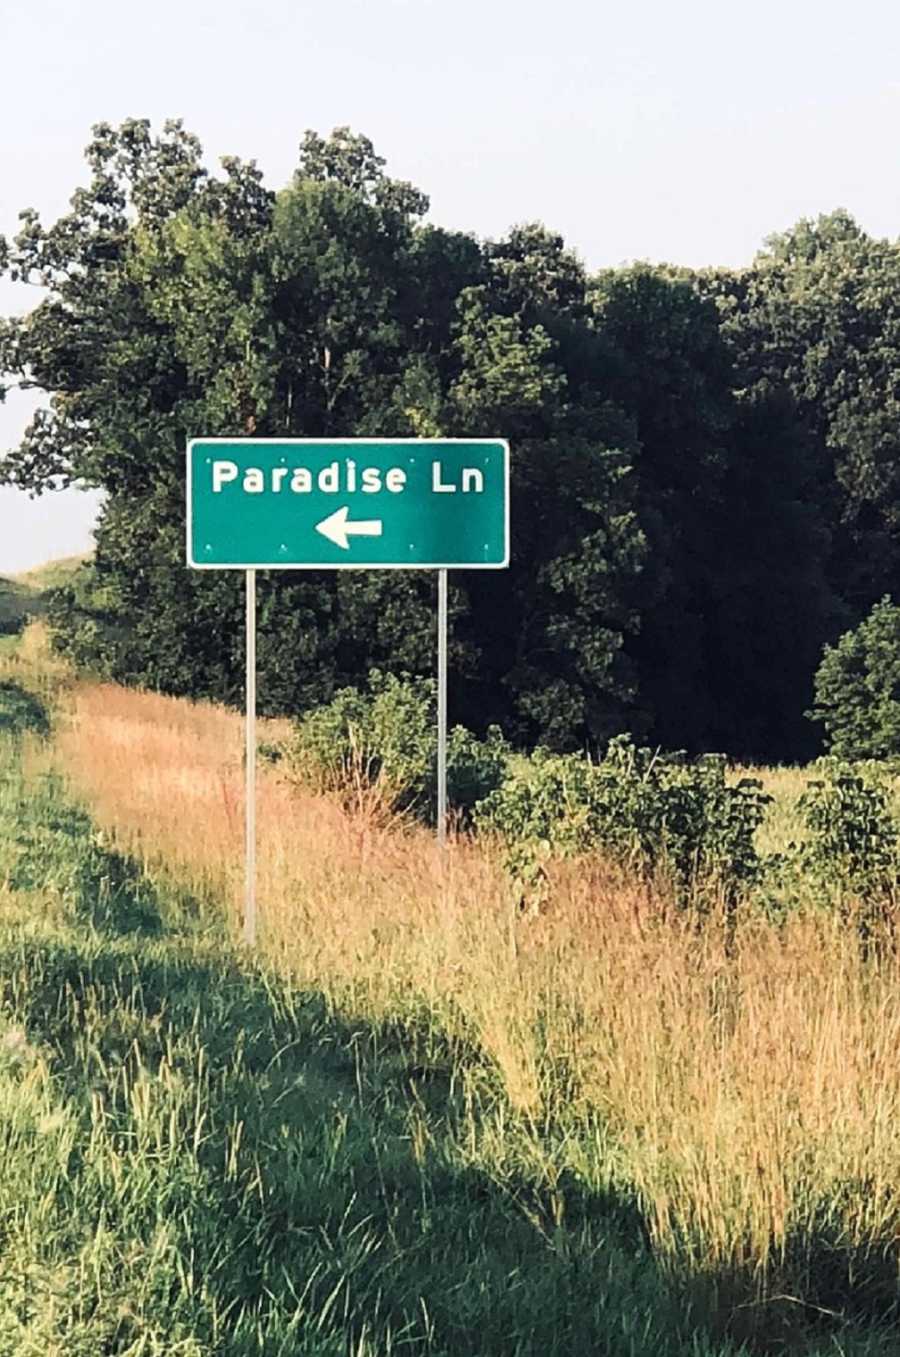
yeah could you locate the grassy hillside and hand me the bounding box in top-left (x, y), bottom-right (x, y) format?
top-left (0, 666), bottom-right (747, 1357)
top-left (13, 552), bottom-right (91, 593)
top-left (0, 556), bottom-right (91, 661)
top-left (2, 632), bottom-right (900, 1353)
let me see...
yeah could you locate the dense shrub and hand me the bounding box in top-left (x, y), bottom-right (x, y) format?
top-left (799, 759), bottom-right (899, 901)
top-left (284, 669), bottom-right (509, 822)
top-left (475, 735), bottom-right (770, 911)
top-left (808, 597), bottom-right (900, 759)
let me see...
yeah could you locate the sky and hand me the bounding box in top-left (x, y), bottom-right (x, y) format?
top-left (2, 0), bottom-right (899, 574)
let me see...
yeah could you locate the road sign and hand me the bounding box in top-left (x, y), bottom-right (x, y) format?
top-left (187, 438), bottom-right (509, 569)
top-left (186, 435), bottom-right (511, 947)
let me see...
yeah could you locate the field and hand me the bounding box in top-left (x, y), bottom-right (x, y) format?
top-left (1, 624), bottom-right (900, 1354)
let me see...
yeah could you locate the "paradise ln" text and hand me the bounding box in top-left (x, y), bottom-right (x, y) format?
top-left (211, 459), bottom-right (485, 496)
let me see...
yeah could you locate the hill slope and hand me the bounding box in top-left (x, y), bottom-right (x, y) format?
top-left (13, 552), bottom-right (91, 593)
top-left (0, 554), bottom-right (90, 636)
top-left (0, 574), bottom-right (38, 633)
top-left (0, 675), bottom-right (735, 1357)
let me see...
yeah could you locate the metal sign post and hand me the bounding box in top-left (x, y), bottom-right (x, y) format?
top-left (437, 568), bottom-right (448, 849)
top-left (187, 438), bottom-right (509, 945)
top-left (245, 568), bottom-right (257, 946)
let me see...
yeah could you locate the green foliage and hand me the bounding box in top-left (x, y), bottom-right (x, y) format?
top-left (0, 559), bottom-right (90, 647)
top-left (1, 120), bottom-right (647, 751)
top-left (4, 125), bottom-right (900, 765)
top-left (809, 597), bottom-right (900, 759)
top-left (476, 735), bottom-right (770, 911)
top-left (13, 554), bottom-right (90, 593)
top-left (285, 669), bottom-right (509, 822)
top-left (707, 210), bottom-right (900, 621)
top-left (589, 265), bottom-right (736, 751)
top-left (2, 615), bottom-right (900, 1353)
top-left (0, 577), bottom-right (34, 636)
top-left (699, 383), bottom-right (832, 762)
top-left (799, 759), bottom-right (899, 901)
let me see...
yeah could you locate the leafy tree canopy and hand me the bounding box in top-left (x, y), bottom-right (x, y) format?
top-left (702, 210), bottom-right (900, 617)
top-left (4, 128), bottom-right (895, 762)
top-left (809, 597), bottom-right (900, 760)
top-left (1, 121), bottom-right (648, 751)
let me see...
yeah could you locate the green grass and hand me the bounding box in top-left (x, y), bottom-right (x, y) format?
top-left (0, 555), bottom-right (90, 648)
top-left (12, 553), bottom-right (92, 594)
top-left (0, 687), bottom-right (697, 1356)
top-left (0, 676), bottom-right (898, 1355)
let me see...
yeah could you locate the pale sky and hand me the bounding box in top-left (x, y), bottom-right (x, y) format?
top-left (2, 0), bottom-right (899, 574)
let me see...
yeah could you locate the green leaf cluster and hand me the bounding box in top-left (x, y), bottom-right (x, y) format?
top-left (283, 669), bottom-right (509, 822)
top-left (476, 735), bottom-right (770, 912)
top-left (809, 597), bottom-right (900, 760)
top-left (798, 761), bottom-right (899, 930)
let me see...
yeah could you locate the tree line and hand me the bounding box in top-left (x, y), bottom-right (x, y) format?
top-left (2, 119), bottom-right (899, 762)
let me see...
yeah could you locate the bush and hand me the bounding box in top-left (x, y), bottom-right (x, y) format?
top-left (476, 735), bottom-right (770, 913)
top-left (808, 596), bottom-right (900, 759)
top-left (284, 669), bottom-right (509, 822)
top-left (799, 759), bottom-right (899, 901)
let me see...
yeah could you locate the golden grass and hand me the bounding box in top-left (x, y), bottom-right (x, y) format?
top-left (12, 552), bottom-right (91, 591)
top-left (37, 668), bottom-right (900, 1312)
top-left (733, 764), bottom-right (811, 858)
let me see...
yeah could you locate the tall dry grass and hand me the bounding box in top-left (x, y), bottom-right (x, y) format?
top-left (49, 677), bottom-right (900, 1327)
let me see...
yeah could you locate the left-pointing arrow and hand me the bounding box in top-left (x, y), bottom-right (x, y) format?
top-left (315, 505), bottom-right (384, 551)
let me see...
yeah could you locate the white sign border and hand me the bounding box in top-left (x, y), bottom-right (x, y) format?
top-left (186, 437), bottom-right (510, 571)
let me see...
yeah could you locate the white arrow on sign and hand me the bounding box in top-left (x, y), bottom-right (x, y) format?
top-left (315, 505), bottom-right (384, 551)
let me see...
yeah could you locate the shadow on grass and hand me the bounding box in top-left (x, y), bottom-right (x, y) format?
top-left (0, 679), bottom-right (50, 737)
top-left (5, 764), bottom-right (206, 939)
top-left (0, 933), bottom-right (689, 1356)
top-left (3, 927), bottom-right (899, 1356)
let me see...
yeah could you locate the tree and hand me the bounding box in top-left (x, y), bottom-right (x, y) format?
top-left (589, 264), bottom-right (738, 750)
top-left (705, 211), bottom-right (900, 621)
top-left (0, 121), bottom-right (439, 713)
top-left (9, 124), bottom-right (870, 763)
top-left (446, 278), bottom-right (647, 749)
top-left (701, 381), bottom-right (835, 761)
top-left (1, 122), bottom-right (648, 752)
top-left (808, 597), bottom-right (900, 760)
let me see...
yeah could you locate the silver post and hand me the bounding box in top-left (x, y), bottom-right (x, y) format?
top-left (437, 568), bottom-right (448, 848)
top-left (244, 568), bottom-right (257, 945)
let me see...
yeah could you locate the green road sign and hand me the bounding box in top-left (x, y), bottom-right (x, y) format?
top-left (187, 439), bottom-right (509, 570)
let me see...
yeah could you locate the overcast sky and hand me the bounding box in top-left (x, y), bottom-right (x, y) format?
top-left (2, 0), bottom-right (899, 574)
